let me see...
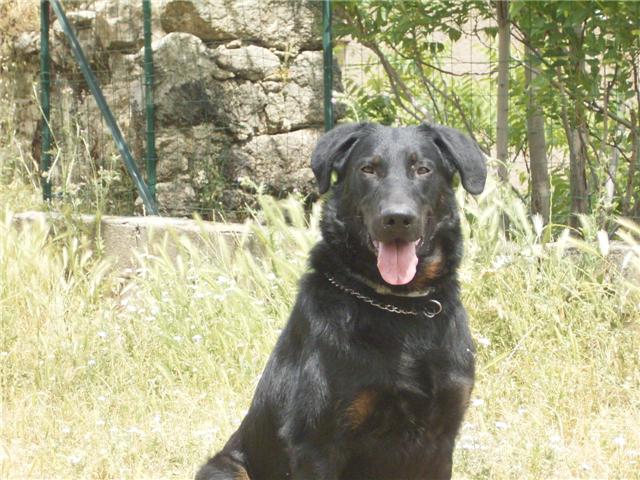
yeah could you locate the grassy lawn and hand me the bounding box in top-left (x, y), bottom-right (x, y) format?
top-left (1, 190), bottom-right (639, 479)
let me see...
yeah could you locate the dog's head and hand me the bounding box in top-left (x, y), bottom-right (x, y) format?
top-left (312, 123), bottom-right (486, 287)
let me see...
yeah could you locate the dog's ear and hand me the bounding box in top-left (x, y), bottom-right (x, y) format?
top-left (311, 123), bottom-right (368, 194)
top-left (426, 124), bottom-right (487, 195)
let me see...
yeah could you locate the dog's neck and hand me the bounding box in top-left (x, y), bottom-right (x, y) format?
top-left (309, 240), bottom-right (453, 299)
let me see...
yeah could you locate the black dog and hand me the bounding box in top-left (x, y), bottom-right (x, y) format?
top-left (197, 123), bottom-right (486, 480)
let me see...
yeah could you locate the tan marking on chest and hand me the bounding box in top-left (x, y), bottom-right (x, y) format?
top-left (413, 245), bottom-right (444, 288)
top-left (346, 390), bottom-right (378, 430)
top-left (234, 467), bottom-right (250, 480)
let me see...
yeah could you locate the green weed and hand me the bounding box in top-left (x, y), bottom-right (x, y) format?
top-left (1, 189), bottom-right (638, 479)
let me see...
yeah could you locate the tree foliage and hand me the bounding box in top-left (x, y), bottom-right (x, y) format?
top-left (334, 0), bottom-right (640, 231)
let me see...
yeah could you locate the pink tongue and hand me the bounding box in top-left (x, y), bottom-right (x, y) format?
top-left (376, 240), bottom-right (419, 285)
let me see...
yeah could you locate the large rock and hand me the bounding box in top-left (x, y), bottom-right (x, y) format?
top-left (214, 45), bottom-right (281, 81)
top-left (12, 0), bottom-right (338, 218)
top-left (14, 31), bottom-right (39, 57)
top-left (155, 176), bottom-right (197, 217)
top-left (264, 51), bottom-right (342, 133)
top-left (264, 82), bottom-right (323, 133)
top-left (216, 80), bottom-right (270, 139)
top-left (93, 0), bottom-right (160, 53)
top-left (227, 128), bottom-right (321, 196)
top-left (154, 124), bottom-right (232, 217)
top-left (158, 0), bottom-right (221, 42)
top-left (155, 124), bottom-right (230, 183)
top-left (148, 32), bottom-right (233, 128)
top-left (159, 0), bottom-right (322, 52)
top-left (288, 50), bottom-right (324, 87)
top-left (51, 10), bottom-right (104, 73)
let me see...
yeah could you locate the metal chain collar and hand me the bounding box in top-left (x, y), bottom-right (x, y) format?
top-left (324, 273), bottom-right (443, 318)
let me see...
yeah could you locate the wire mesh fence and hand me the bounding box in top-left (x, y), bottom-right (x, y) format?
top-left (41, 0), bottom-right (151, 214)
top-left (330, 2), bottom-right (640, 225)
top-left (37, 0), bottom-right (334, 219)
top-left (2, 1), bottom-right (638, 223)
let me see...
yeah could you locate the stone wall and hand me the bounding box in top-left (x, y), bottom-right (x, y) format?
top-left (8, 0), bottom-right (341, 218)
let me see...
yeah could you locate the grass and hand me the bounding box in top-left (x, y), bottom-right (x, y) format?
top-left (1, 183), bottom-right (639, 479)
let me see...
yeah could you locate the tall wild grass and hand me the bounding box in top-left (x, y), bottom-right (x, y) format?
top-left (1, 184), bottom-right (639, 479)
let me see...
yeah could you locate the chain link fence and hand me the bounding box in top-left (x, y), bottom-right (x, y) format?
top-left (1, 1), bottom-right (638, 223)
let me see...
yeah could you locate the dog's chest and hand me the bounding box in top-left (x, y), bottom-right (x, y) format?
top-left (343, 343), bottom-right (473, 439)
top-left (340, 368), bottom-right (472, 479)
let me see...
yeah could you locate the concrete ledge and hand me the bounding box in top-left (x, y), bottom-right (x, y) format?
top-left (10, 212), bottom-right (639, 283)
top-left (12, 212), bottom-right (253, 271)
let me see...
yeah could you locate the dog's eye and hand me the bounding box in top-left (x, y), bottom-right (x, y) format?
top-left (361, 165), bottom-right (375, 175)
top-left (416, 166), bottom-right (432, 176)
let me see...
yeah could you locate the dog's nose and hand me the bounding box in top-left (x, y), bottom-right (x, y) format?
top-left (380, 208), bottom-right (417, 231)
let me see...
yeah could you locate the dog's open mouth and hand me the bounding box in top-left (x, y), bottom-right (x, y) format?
top-left (371, 238), bottom-right (422, 285)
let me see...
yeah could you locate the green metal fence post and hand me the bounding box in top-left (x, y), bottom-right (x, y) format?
top-left (40, 0), bottom-right (52, 201)
top-left (322, 0), bottom-right (334, 132)
top-left (50, 0), bottom-right (158, 215)
top-left (142, 0), bottom-right (156, 201)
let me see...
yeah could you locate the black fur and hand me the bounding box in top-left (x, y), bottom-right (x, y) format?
top-left (197, 123), bottom-right (487, 480)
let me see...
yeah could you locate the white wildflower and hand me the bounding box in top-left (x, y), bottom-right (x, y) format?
top-left (532, 214), bottom-right (544, 237)
top-left (127, 426), bottom-right (144, 436)
top-left (548, 434), bottom-right (563, 450)
top-left (490, 255), bottom-right (511, 270)
top-left (613, 435), bottom-right (625, 447)
top-left (597, 230), bottom-right (610, 256)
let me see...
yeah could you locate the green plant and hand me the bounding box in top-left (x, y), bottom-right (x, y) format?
top-left (335, 1), bottom-right (640, 229)
top-left (2, 190), bottom-right (639, 478)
